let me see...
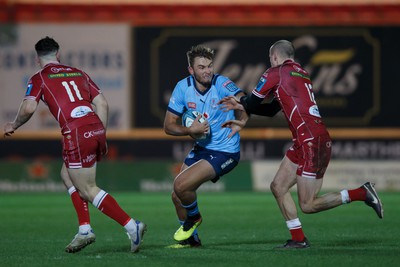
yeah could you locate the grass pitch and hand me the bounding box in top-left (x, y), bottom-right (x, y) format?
top-left (0, 192), bottom-right (399, 267)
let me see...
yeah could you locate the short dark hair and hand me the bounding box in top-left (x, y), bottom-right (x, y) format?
top-left (271, 40), bottom-right (295, 59)
top-left (35, 36), bottom-right (59, 57)
top-left (186, 45), bottom-right (215, 67)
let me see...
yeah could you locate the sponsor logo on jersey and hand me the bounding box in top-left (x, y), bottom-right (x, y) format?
top-left (71, 106), bottom-right (93, 118)
top-left (48, 72), bottom-right (83, 78)
top-left (188, 102), bottom-right (196, 109)
top-left (51, 67), bottom-right (73, 73)
top-left (293, 65), bottom-right (302, 72)
top-left (223, 80), bottom-right (239, 92)
top-left (255, 77), bottom-right (266, 92)
top-left (25, 83), bottom-right (33, 96)
top-left (309, 105), bottom-right (321, 118)
top-left (290, 71), bottom-right (310, 80)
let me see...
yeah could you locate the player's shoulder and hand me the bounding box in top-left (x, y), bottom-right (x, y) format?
top-left (28, 68), bottom-right (44, 83)
top-left (213, 74), bottom-right (241, 93)
top-left (281, 59), bottom-right (305, 71)
top-left (212, 74), bottom-right (229, 84)
top-left (263, 65), bottom-right (281, 81)
top-left (176, 75), bottom-right (194, 89)
top-left (283, 60), bottom-right (309, 78)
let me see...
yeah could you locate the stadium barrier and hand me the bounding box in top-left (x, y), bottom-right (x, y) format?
top-left (1, 159), bottom-right (399, 192)
top-left (0, 160), bottom-right (253, 192)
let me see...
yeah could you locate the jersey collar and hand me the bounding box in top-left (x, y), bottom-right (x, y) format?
top-left (43, 61), bottom-right (61, 68)
top-left (192, 75), bottom-right (216, 96)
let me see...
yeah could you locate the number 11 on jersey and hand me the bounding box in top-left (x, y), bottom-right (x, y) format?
top-left (62, 81), bottom-right (83, 102)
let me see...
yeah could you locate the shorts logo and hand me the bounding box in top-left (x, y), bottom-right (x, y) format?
top-left (83, 154), bottom-right (96, 163)
top-left (221, 158), bottom-right (234, 170)
top-left (84, 129), bottom-right (105, 138)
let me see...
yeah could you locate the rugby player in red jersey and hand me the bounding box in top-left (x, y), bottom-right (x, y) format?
top-left (220, 40), bottom-right (383, 248)
top-left (3, 37), bottom-right (146, 253)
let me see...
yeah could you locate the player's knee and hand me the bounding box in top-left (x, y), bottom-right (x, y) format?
top-left (171, 191), bottom-right (179, 202)
top-left (77, 186), bottom-right (98, 203)
top-left (60, 169), bottom-right (68, 183)
top-left (270, 181), bottom-right (284, 197)
top-left (270, 181), bottom-right (277, 194)
top-left (78, 190), bottom-right (91, 202)
top-left (173, 182), bottom-right (185, 197)
top-left (299, 201), bottom-right (316, 214)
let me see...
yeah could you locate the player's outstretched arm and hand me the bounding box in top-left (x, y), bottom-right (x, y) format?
top-left (3, 99), bottom-right (37, 137)
top-left (219, 96), bottom-right (246, 112)
top-left (221, 119), bottom-right (246, 138)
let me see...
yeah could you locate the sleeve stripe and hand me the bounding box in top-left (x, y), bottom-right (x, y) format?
top-left (252, 90), bottom-right (265, 99)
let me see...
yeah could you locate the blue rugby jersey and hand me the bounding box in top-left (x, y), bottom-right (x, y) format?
top-left (167, 74), bottom-right (243, 153)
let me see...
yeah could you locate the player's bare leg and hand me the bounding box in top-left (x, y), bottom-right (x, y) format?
top-left (271, 156), bottom-right (309, 248)
top-left (270, 157), bottom-right (298, 220)
top-left (296, 176), bottom-right (383, 218)
top-left (172, 163), bottom-right (190, 222)
top-left (169, 191), bottom-right (202, 248)
top-left (169, 161), bottom-right (202, 247)
top-left (67, 164), bottom-right (147, 253)
top-left (296, 176), bottom-right (341, 214)
top-left (173, 160), bottom-right (215, 241)
top-left (61, 164), bottom-right (95, 253)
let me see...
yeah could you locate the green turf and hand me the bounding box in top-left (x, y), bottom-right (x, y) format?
top-left (0, 192), bottom-right (399, 267)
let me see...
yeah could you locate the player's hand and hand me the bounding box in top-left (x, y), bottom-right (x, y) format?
top-left (219, 96), bottom-right (245, 112)
top-left (189, 115), bottom-right (209, 139)
top-left (3, 122), bottom-right (16, 138)
top-left (221, 119), bottom-right (245, 138)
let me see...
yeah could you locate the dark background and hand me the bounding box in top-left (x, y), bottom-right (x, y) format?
top-left (134, 26), bottom-right (400, 128)
top-left (2, 26), bottom-right (400, 161)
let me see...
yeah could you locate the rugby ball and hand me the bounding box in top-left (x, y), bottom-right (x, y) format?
top-left (182, 110), bottom-right (208, 140)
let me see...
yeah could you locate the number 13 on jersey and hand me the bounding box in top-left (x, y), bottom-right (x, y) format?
top-left (305, 83), bottom-right (316, 104)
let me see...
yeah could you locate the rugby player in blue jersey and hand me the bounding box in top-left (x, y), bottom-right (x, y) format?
top-left (164, 45), bottom-right (248, 248)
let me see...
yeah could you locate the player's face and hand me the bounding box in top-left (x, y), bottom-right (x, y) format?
top-left (189, 57), bottom-right (214, 89)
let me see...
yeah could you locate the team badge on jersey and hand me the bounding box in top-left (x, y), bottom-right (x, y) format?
top-left (25, 83), bottom-right (33, 96)
top-left (223, 80), bottom-right (239, 92)
top-left (211, 98), bottom-right (219, 109)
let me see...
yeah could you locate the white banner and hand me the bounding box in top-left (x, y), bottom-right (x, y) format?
top-left (251, 160), bottom-right (400, 191)
top-left (0, 23), bottom-right (131, 131)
